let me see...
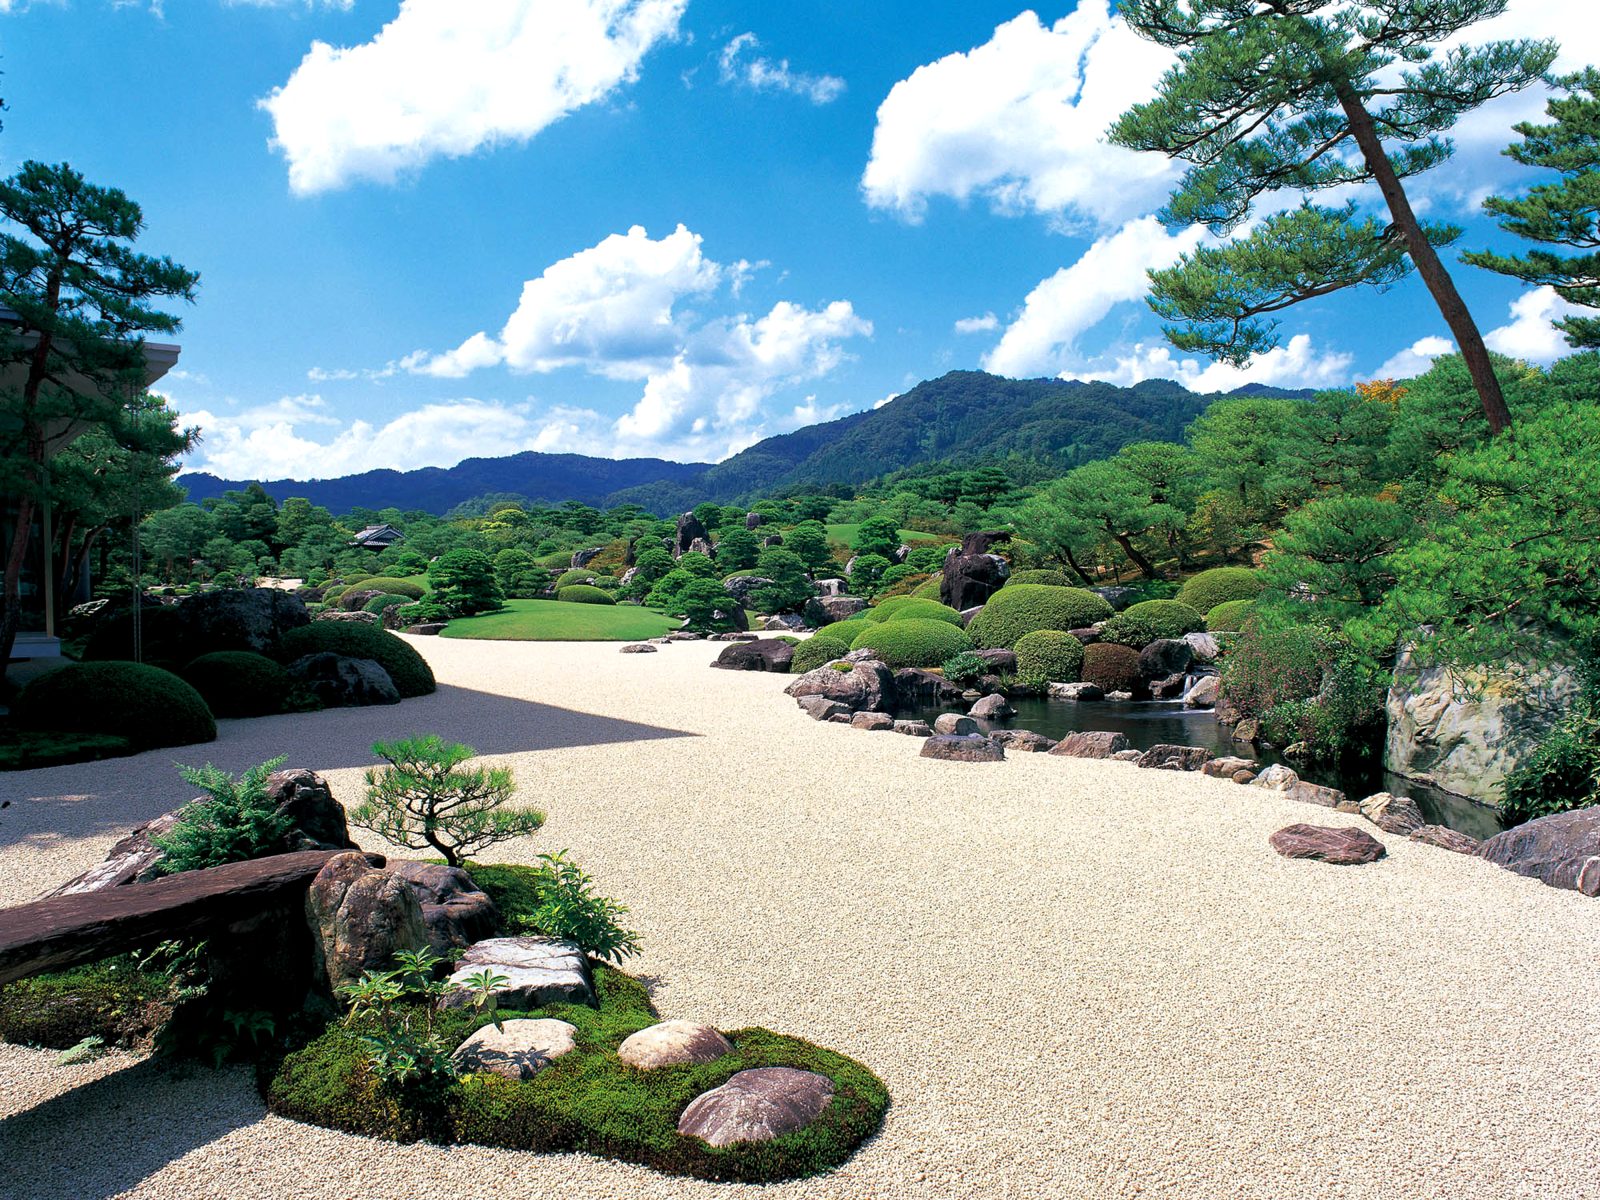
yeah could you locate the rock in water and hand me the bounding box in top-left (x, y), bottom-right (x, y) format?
top-left (451, 1019), bottom-right (577, 1080)
top-left (970, 694), bottom-right (1014, 720)
top-left (1269, 824), bottom-right (1388, 865)
top-left (618, 1020), bottom-right (734, 1070)
top-left (305, 853), bottom-right (429, 992)
top-left (1183, 675), bottom-right (1221, 709)
top-left (1048, 682), bottom-right (1104, 702)
top-left (441, 937), bottom-right (595, 1009)
top-left (678, 1067), bottom-right (836, 1147)
top-left (1477, 809), bottom-right (1600, 896)
top-left (1050, 731), bottom-right (1130, 760)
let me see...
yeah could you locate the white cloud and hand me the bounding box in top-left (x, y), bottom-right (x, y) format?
top-left (873, 392), bottom-right (899, 410)
top-left (1484, 287), bottom-right (1583, 364)
top-left (1374, 335), bottom-right (1454, 380)
top-left (862, 2), bottom-right (1176, 229)
top-left (719, 32), bottom-right (844, 105)
top-left (261, 0), bottom-right (686, 194)
top-left (953, 313), bottom-right (999, 335)
top-left (1081, 334), bottom-right (1353, 393)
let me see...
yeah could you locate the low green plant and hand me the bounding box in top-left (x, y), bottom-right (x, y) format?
top-left (1014, 630), bottom-right (1085, 685)
top-left (940, 651), bottom-right (986, 685)
top-left (966, 585), bottom-right (1113, 649)
top-left (555, 568), bottom-right (604, 589)
top-left (56, 1035), bottom-right (106, 1065)
top-left (1099, 599), bottom-right (1205, 648)
top-left (14, 662), bottom-right (216, 750)
top-left (363, 593), bottom-right (418, 615)
top-left (1004, 569), bottom-right (1075, 588)
top-left (358, 578), bottom-right (427, 601)
top-left (152, 756), bottom-right (293, 874)
top-left (1500, 680), bottom-right (1600, 825)
top-left (1205, 599), bottom-right (1256, 632)
top-left (1175, 567), bottom-right (1262, 615)
top-left (181, 650), bottom-right (292, 718)
top-left (394, 599), bottom-right (454, 626)
top-left (848, 618), bottom-right (973, 670)
top-left (511, 851), bottom-right (642, 964)
top-left (340, 947), bottom-right (493, 1091)
top-left (791, 636), bottom-right (851, 673)
top-left (866, 597), bottom-right (963, 626)
top-left (557, 584), bottom-right (616, 606)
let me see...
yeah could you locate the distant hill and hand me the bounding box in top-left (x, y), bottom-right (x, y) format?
top-left (178, 372), bottom-right (1314, 515)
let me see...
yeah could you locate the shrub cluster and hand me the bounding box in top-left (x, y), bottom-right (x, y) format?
top-left (1205, 599), bottom-right (1256, 632)
top-left (848, 618), bottom-right (972, 669)
top-left (1500, 679), bottom-right (1600, 825)
top-left (362, 593), bottom-right (418, 616)
top-left (555, 568), bottom-right (604, 589)
top-left (1175, 567), bottom-right (1263, 616)
top-left (1081, 643), bottom-right (1141, 694)
top-left (15, 662), bottom-right (217, 749)
top-left (1005, 569), bottom-right (1075, 588)
top-left (273, 623), bottom-right (437, 697)
top-left (1099, 600), bottom-right (1205, 648)
top-left (791, 635), bottom-right (851, 674)
top-left (966, 585), bottom-right (1113, 649)
top-left (357, 578), bottom-right (426, 601)
top-left (557, 585), bottom-right (617, 606)
top-left (181, 651), bottom-right (291, 718)
top-left (1014, 630), bottom-right (1085, 685)
top-left (866, 597), bottom-right (963, 626)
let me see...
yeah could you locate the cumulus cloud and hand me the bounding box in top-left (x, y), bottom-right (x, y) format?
top-left (1080, 334), bottom-right (1354, 393)
top-left (261, 0), bottom-right (686, 194)
top-left (953, 313), bottom-right (999, 335)
top-left (1374, 335), bottom-right (1455, 380)
top-left (719, 32), bottom-right (845, 105)
top-left (861, 1), bottom-right (1176, 229)
top-left (1484, 287), bottom-right (1584, 364)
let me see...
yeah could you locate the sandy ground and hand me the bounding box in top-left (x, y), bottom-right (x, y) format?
top-left (2, 636), bottom-right (1598, 1200)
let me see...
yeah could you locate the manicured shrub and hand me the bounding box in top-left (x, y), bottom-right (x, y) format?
top-left (557, 585), bottom-right (616, 606)
top-left (817, 614), bottom-right (870, 640)
top-left (791, 635), bottom-right (851, 673)
top-left (1218, 619), bottom-right (1330, 719)
top-left (394, 599), bottom-right (454, 627)
top-left (15, 662), bottom-right (216, 749)
top-left (272, 623), bottom-right (436, 697)
top-left (1014, 630), bottom-right (1085, 684)
top-left (1206, 599), bottom-right (1256, 632)
top-left (911, 575), bottom-right (944, 600)
top-left (1081, 643), bottom-right (1141, 694)
top-left (357, 578), bottom-right (426, 601)
top-left (428, 549), bottom-right (504, 616)
top-left (555, 568), bottom-right (604, 588)
top-left (1099, 600), bottom-right (1206, 648)
top-left (1006, 569), bottom-right (1075, 588)
top-left (867, 597), bottom-right (963, 626)
top-left (363, 593), bottom-right (417, 615)
top-left (181, 651), bottom-right (292, 718)
top-left (1175, 567), bottom-right (1263, 616)
top-left (848, 618), bottom-right (973, 669)
top-left (966, 585), bottom-right (1113, 649)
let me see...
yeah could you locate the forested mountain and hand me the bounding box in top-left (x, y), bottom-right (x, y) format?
top-left (178, 372), bottom-right (1313, 515)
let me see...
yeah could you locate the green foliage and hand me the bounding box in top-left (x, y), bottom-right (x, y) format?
top-left (440, 600), bottom-right (676, 643)
top-left (509, 852), bottom-right (642, 964)
top-left (1245, 628), bottom-right (1386, 763)
top-left (1081, 643), bottom-right (1141, 694)
top-left (1099, 600), bottom-right (1205, 648)
top-left (967, 585), bottom-right (1114, 650)
top-left (394, 599), bottom-right (454, 627)
top-left (1014, 630), bottom-right (1085, 685)
top-left (848, 553), bottom-right (893, 597)
top-left (1219, 619), bottom-right (1332, 721)
top-left (940, 651), bottom-right (987, 686)
top-left (0, 956), bottom-right (175, 1050)
top-left (493, 549), bottom-right (552, 599)
top-left (675, 579), bottom-right (744, 634)
top-left (151, 756), bottom-right (293, 874)
top-left (1263, 496), bottom-right (1413, 646)
top-left (14, 662), bottom-right (216, 749)
top-left (0, 728), bottom-right (135, 772)
top-left (676, 551), bottom-right (719, 580)
top-left (1006, 569), bottom-right (1075, 588)
top-left (784, 520), bottom-right (835, 572)
top-left (848, 618), bottom-right (972, 669)
top-left (557, 585), bottom-right (616, 606)
top-left (428, 549), bottom-right (504, 616)
top-left (1500, 678), bottom-right (1600, 824)
top-left (790, 635), bottom-right (851, 674)
top-left (1205, 599), bottom-right (1256, 632)
top-left (179, 651), bottom-right (291, 719)
top-left (852, 516), bottom-right (901, 560)
top-left (911, 575), bottom-right (944, 600)
top-left (748, 548), bottom-right (814, 613)
top-left (905, 544), bottom-right (950, 574)
top-left (358, 578), bottom-right (426, 601)
top-left (364, 593), bottom-right (418, 615)
top-left (352, 736), bottom-right (544, 869)
top-left (866, 597), bottom-right (962, 626)
top-left (274, 623), bottom-right (437, 697)
top-left (555, 568), bottom-right (604, 588)
top-left (339, 947), bottom-right (458, 1093)
top-left (712, 526), bottom-right (761, 573)
top-left (1175, 568), bottom-right (1262, 616)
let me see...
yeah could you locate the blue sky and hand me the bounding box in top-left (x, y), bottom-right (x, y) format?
top-left (1, 0), bottom-right (1592, 479)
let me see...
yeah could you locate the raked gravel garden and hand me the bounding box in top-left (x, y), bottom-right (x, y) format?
top-left (3, 633), bottom-right (1599, 1200)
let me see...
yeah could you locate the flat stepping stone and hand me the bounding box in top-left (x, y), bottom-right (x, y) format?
top-left (442, 936), bottom-right (594, 1010)
top-left (620, 644), bottom-right (658, 654)
top-left (618, 1020), bottom-right (733, 1070)
top-left (678, 1067), bottom-right (835, 1147)
top-left (1051, 731), bottom-right (1129, 760)
top-left (1270, 824), bottom-right (1387, 865)
top-left (451, 1018), bottom-right (576, 1080)
top-left (920, 734), bottom-right (1004, 763)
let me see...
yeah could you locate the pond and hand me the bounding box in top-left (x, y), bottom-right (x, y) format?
top-left (895, 695), bottom-right (1505, 841)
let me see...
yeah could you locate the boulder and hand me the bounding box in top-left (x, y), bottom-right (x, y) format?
top-left (1287, 781), bottom-right (1348, 809)
top-left (813, 578), bottom-right (847, 597)
top-left (933, 713), bottom-right (979, 736)
top-left (1232, 770), bottom-right (1257, 785)
top-left (1252, 764), bottom-right (1300, 791)
top-left (796, 696), bottom-right (850, 722)
top-left (315, 609), bottom-right (381, 625)
top-left (178, 587), bottom-right (311, 654)
top-left (1410, 825), bottom-right (1482, 855)
top-left (673, 511), bottom-right (711, 558)
top-left (1048, 682), bottom-right (1104, 702)
top-left (763, 613), bottom-right (810, 633)
top-left (893, 720), bottom-right (934, 738)
top-left (406, 623), bottom-right (448, 636)
top-left (1202, 756), bottom-right (1258, 779)
top-left (1051, 731), bottom-right (1131, 760)
top-left (1092, 586), bottom-right (1140, 612)
top-left (803, 595), bottom-right (869, 626)
top-left (990, 730), bottom-right (1058, 753)
top-left (286, 653), bottom-right (401, 707)
top-left (1269, 824), bottom-right (1388, 865)
top-left (687, 536), bottom-right (715, 558)
top-left (828, 713), bottom-right (854, 724)
top-left (1184, 675), bottom-right (1221, 709)
top-left (1069, 627), bottom-right (1102, 645)
top-left (969, 694), bottom-right (1014, 720)
top-left (973, 649), bottom-right (1018, 673)
top-left (785, 660), bottom-right (896, 713)
top-left (442, 937), bottom-right (596, 1009)
top-left (762, 535), bottom-right (785, 548)
top-left (386, 861), bottom-right (499, 954)
top-left (920, 734), bottom-right (1005, 763)
top-left (843, 648), bottom-right (884, 663)
top-left (940, 531), bottom-right (1011, 611)
top-left (618, 1020), bottom-right (734, 1070)
top-left (1139, 640), bottom-right (1194, 681)
top-left (712, 638), bottom-right (796, 673)
top-left (745, 512), bottom-right (766, 530)
top-left (722, 575), bottom-right (773, 606)
top-left (1476, 809), bottom-right (1600, 896)
top-left (678, 1067), bottom-right (836, 1148)
top-left (715, 631), bottom-right (760, 641)
top-left (850, 711), bottom-right (894, 731)
top-left (1183, 632), bottom-right (1221, 664)
top-left (1137, 744), bottom-right (1211, 772)
top-left (1111, 749), bottom-right (1144, 762)
top-left (340, 589), bottom-right (387, 613)
top-left (1358, 793), bottom-right (1426, 837)
top-left (1149, 673), bottom-right (1188, 700)
top-left (1233, 718), bottom-right (1261, 744)
top-left (894, 668), bottom-right (966, 706)
top-left (570, 547), bottom-right (603, 569)
top-left (620, 644), bottom-right (658, 654)
top-left (451, 1018), bottom-right (577, 1081)
top-left (305, 852), bottom-right (429, 992)
top-left (960, 607), bottom-right (984, 626)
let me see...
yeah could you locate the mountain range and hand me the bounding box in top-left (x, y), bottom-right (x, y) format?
top-left (176, 372), bottom-right (1314, 515)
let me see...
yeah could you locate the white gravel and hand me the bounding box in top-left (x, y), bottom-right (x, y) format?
top-left (3, 635), bottom-right (1599, 1200)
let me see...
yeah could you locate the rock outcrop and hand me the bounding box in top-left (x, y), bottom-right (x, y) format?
top-left (940, 531), bottom-right (1011, 611)
top-left (1477, 809), bottom-right (1600, 896)
top-left (786, 660), bottom-right (896, 713)
top-left (678, 1068), bottom-right (837, 1147)
top-left (712, 638), bottom-right (796, 673)
top-left (305, 852), bottom-right (429, 992)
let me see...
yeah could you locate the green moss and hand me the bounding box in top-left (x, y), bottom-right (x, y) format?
top-left (1175, 568), bottom-right (1263, 616)
top-left (14, 662), bottom-right (216, 750)
top-left (181, 651), bottom-right (292, 718)
top-left (791, 635), bottom-right (851, 674)
top-left (1205, 599), bottom-right (1256, 632)
top-left (910, 576), bottom-right (944, 600)
top-left (866, 598), bottom-right (963, 626)
top-left (359, 578), bottom-right (427, 600)
top-left (1099, 600), bottom-right (1205, 648)
top-left (966, 585), bottom-right (1113, 649)
top-left (0, 956), bottom-right (175, 1050)
top-left (0, 728), bottom-right (136, 772)
top-left (272, 623), bottom-right (437, 698)
top-left (1014, 630), bottom-right (1085, 684)
top-left (363, 593), bottom-right (419, 615)
top-left (1005, 569), bottom-right (1075, 588)
top-left (557, 585), bottom-right (617, 606)
top-left (848, 618), bottom-right (973, 669)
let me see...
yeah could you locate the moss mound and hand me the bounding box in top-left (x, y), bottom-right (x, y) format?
top-left (555, 568), bottom-right (605, 588)
top-left (1014, 630), bottom-right (1085, 684)
top-left (1082, 642), bottom-right (1142, 693)
top-left (0, 956), bottom-right (175, 1050)
top-left (181, 651), bottom-right (292, 718)
top-left (1099, 600), bottom-right (1206, 648)
top-left (14, 662), bottom-right (216, 749)
top-left (866, 597), bottom-right (963, 626)
top-left (362, 593), bottom-right (418, 616)
top-left (966, 585), bottom-right (1113, 649)
top-left (557, 585), bottom-right (617, 605)
top-left (272, 623), bottom-right (436, 697)
top-left (911, 576), bottom-right (944, 600)
top-left (791, 635), bottom-right (851, 673)
top-left (1176, 568), bottom-right (1262, 616)
top-left (358, 578), bottom-right (426, 601)
top-left (0, 729), bottom-right (136, 772)
top-left (848, 618), bottom-right (972, 669)
top-left (1005, 569), bottom-right (1075, 588)
top-left (1205, 599), bottom-right (1256, 632)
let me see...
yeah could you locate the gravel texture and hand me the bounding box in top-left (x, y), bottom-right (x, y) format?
top-left (3, 636), bottom-right (1599, 1199)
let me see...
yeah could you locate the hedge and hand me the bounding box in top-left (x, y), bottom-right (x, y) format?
top-left (966, 585), bottom-right (1113, 649)
top-left (1005, 569), bottom-right (1075, 588)
top-left (1175, 568), bottom-right (1262, 616)
top-left (1081, 643), bottom-right (1142, 694)
top-left (1205, 599), bottom-right (1256, 632)
top-left (14, 662), bottom-right (217, 749)
top-left (848, 618), bottom-right (972, 669)
top-left (356, 578), bottom-right (426, 601)
top-left (181, 651), bottom-right (292, 718)
top-left (1098, 600), bottom-right (1206, 648)
top-left (1014, 630), bottom-right (1085, 684)
top-left (865, 598), bottom-right (963, 626)
top-left (556, 568), bottom-right (605, 588)
top-left (557, 585), bottom-right (617, 605)
top-left (791, 636), bottom-right (852, 674)
top-left (272, 623), bottom-right (436, 697)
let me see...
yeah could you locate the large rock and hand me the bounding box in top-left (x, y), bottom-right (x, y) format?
top-left (894, 668), bottom-right (966, 706)
top-left (287, 653), bottom-right (401, 707)
top-left (178, 588), bottom-right (311, 654)
top-left (850, 711), bottom-right (894, 731)
top-left (1288, 780), bottom-right (1347, 808)
top-left (1137, 744), bottom-right (1211, 771)
top-left (1410, 825), bottom-right (1482, 855)
top-left (974, 648), bottom-right (1018, 673)
top-left (451, 1019), bottom-right (577, 1081)
top-left (386, 861), bottom-right (499, 954)
top-left (1048, 682), bottom-right (1104, 702)
top-left (678, 1067), bottom-right (836, 1147)
top-left (1092, 586), bottom-right (1140, 612)
top-left (1477, 809), bottom-right (1600, 896)
top-left (969, 694), bottom-right (1014, 720)
top-left (893, 719), bottom-right (934, 737)
top-left (785, 660), bottom-right (896, 713)
top-left (803, 595), bottom-right (869, 626)
top-left (673, 511), bottom-right (711, 558)
top-left (618, 1020), bottom-right (734, 1070)
top-left (305, 852), bottom-right (429, 993)
top-left (1269, 824), bottom-right (1388, 865)
top-left (722, 575), bottom-right (773, 606)
top-left (796, 696), bottom-right (850, 722)
top-left (1183, 675), bottom-right (1221, 709)
top-left (920, 734), bottom-right (1005, 762)
top-left (441, 937), bottom-right (596, 1009)
top-left (1252, 764), bottom-right (1300, 791)
top-left (763, 613), bottom-right (810, 633)
top-left (1138, 639), bottom-right (1194, 680)
top-left (745, 512), bottom-right (766, 530)
top-left (940, 531), bottom-right (1011, 611)
top-left (1183, 632), bottom-right (1221, 663)
top-left (571, 547), bottom-right (603, 569)
top-left (933, 713), bottom-right (979, 736)
top-left (1384, 647), bottom-right (1579, 803)
top-left (990, 730), bottom-right (1058, 753)
top-left (1202, 756), bottom-right (1258, 779)
top-left (1051, 731), bottom-right (1130, 760)
top-left (315, 609), bottom-right (381, 625)
top-left (712, 638), bottom-right (796, 673)
top-left (1358, 793), bottom-right (1426, 837)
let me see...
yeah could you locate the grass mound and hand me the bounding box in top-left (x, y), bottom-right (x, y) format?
top-left (272, 623), bottom-right (436, 697)
top-left (441, 600), bottom-right (677, 643)
top-left (866, 598), bottom-right (963, 626)
top-left (557, 585), bottom-right (616, 605)
top-left (966, 585), bottom-right (1113, 649)
top-left (1175, 568), bottom-right (1262, 616)
top-left (848, 618), bottom-right (972, 669)
top-left (0, 956), bottom-right (175, 1050)
top-left (791, 635), bottom-right (851, 673)
top-left (1205, 599), bottom-right (1256, 632)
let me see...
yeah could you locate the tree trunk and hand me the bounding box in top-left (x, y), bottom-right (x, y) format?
top-left (1336, 87), bottom-right (1512, 434)
top-left (1111, 529), bottom-right (1160, 579)
top-left (1, 491), bottom-right (37, 665)
top-left (1061, 546), bottom-right (1098, 587)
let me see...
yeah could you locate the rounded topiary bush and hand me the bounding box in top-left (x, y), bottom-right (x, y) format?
top-left (817, 615), bottom-right (870, 640)
top-left (272, 623), bottom-right (436, 697)
top-left (848, 618), bottom-right (972, 669)
top-left (180, 651), bottom-right (292, 718)
top-left (1014, 630), bottom-right (1085, 684)
top-left (1005, 569), bottom-right (1075, 588)
top-left (1081, 642), bottom-right (1142, 694)
top-left (15, 662), bottom-right (217, 749)
top-left (557, 585), bottom-right (616, 605)
top-left (355, 577), bottom-right (426, 601)
top-left (555, 568), bottom-right (604, 588)
top-left (911, 576), bottom-right (944, 600)
top-left (966, 585), bottom-right (1114, 649)
top-left (1176, 568), bottom-right (1262, 616)
top-left (1206, 599), bottom-right (1256, 632)
top-left (1099, 599), bottom-right (1206, 648)
top-left (362, 593), bottom-right (417, 615)
top-left (791, 635), bottom-right (851, 673)
top-left (867, 598), bottom-right (963, 626)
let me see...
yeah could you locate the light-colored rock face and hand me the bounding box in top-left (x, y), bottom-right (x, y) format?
top-left (305, 853), bottom-right (429, 993)
top-left (441, 937), bottom-right (595, 1010)
top-left (933, 713), bottom-right (979, 736)
top-left (617, 1020), bottom-right (733, 1070)
top-left (678, 1067), bottom-right (836, 1147)
top-left (1051, 731), bottom-right (1130, 760)
top-left (1048, 682), bottom-right (1104, 702)
top-left (1384, 649), bottom-right (1579, 803)
top-left (1183, 632), bottom-right (1221, 663)
top-left (1183, 675), bottom-right (1221, 709)
top-left (1359, 792), bottom-right (1426, 837)
top-left (1253, 764), bottom-right (1300, 791)
top-left (451, 1018), bottom-right (577, 1080)
top-left (969, 694), bottom-right (1014, 720)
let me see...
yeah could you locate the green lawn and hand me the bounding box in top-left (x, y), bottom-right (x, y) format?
top-left (440, 599), bottom-right (679, 642)
top-left (824, 524), bottom-right (945, 546)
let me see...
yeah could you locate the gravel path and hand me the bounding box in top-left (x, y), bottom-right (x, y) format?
top-left (2, 637), bottom-right (1598, 1200)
